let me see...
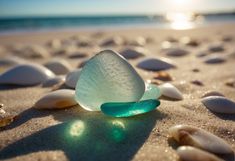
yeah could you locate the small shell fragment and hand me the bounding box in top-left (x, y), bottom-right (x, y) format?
top-left (34, 89), bottom-right (77, 109)
top-left (202, 96), bottom-right (235, 114)
top-left (169, 125), bottom-right (233, 154)
top-left (159, 83), bottom-right (183, 100)
top-left (0, 115), bottom-right (17, 128)
top-left (154, 71), bottom-right (173, 81)
top-left (177, 146), bottom-right (224, 161)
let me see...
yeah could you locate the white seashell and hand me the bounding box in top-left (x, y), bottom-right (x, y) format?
top-left (0, 64), bottom-right (55, 85)
top-left (169, 125), bottom-right (233, 154)
top-left (177, 146), bottom-right (224, 161)
top-left (42, 75), bottom-right (65, 87)
top-left (0, 56), bottom-right (26, 66)
top-left (119, 47), bottom-right (146, 59)
top-left (202, 91), bottom-right (224, 98)
top-left (202, 96), bottom-right (235, 114)
top-left (208, 43), bottom-right (224, 52)
top-left (137, 57), bottom-right (176, 71)
top-left (75, 50), bottom-right (145, 111)
top-left (165, 48), bottom-right (189, 57)
top-left (159, 83), bottom-right (183, 100)
top-left (203, 55), bottom-right (226, 64)
top-left (44, 59), bottom-right (73, 75)
top-left (34, 89), bottom-right (77, 109)
top-left (65, 69), bottom-right (81, 88)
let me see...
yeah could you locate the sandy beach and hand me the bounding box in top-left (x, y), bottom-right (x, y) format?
top-left (0, 23), bottom-right (235, 161)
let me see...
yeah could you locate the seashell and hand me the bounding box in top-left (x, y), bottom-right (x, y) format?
top-left (154, 71), bottom-right (173, 81)
top-left (169, 125), bottom-right (233, 154)
top-left (21, 45), bottom-right (49, 58)
top-left (202, 91), bottom-right (224, 98)
top-left (119, 47), bottom-right (146, 59)
top-left (0, 64), bottom-right (55, 85)
top-left (34, 89), bottom-right (77, 109)
top-left (177, 146), bottom-right (224, 161)
top-left (137, 57), bottom-right (176, 71)
top-left (44, 59), bottom-right (73, 75)
top-left (208, 43), bottom-right (224, 52)
top-left (0, 56), bottom-right (26, 66)
top-left (180, 36), bottom-right (199, 47)
top-left (159, 83), bottom-right (183, 100)
top-left (225, 78), bottom-right (235, 88)
top-left (203, 55), bottom-right (226, 64)
top-left (202, 96), bottom-right (235, 114)
top-left (65, 69), bottom-right (81, 89)
top-left (42, 75), bottom-right (65, 87)
top-left (75, 50), bottom-right (145, 111)
top-left (100, 36), bottom-right (123, 47)
top-left (165, 47), bottom-right (189, 57)
top-left (190, 80), bottom-right (204, 86)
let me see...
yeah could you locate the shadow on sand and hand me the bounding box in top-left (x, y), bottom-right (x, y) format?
top-left (0, 106), bottom-right (166, 161)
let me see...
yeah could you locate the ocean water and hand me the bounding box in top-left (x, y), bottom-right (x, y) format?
top-left (0, 13), bottom-right (235, 34)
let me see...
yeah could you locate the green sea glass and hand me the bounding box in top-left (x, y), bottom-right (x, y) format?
top-left (75, 50), bottom-right (145, 111)
top-left (141, 83), bottom-right (161, 100)
top-left (101, 99), bottom-right (160, 117)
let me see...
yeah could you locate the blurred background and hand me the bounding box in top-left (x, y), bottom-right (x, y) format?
top-left (0, 0), bottom-right (235, 33)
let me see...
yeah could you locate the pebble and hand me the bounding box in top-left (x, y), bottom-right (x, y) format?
top-left (191, 80), bottom-right (204, 86)
top-left (203, 55), bottom-right (226, 64)
top-left (0, 56), bottom-right (26, 66)
top-left (202, 96), bottom-right (235, 114)
top-left (65, 69), bottom-right (81, 89)
top-left (225, 78), bottom-right (235, 88)
top-left (34, 89), bottom-right (77, 109)
top-left (165, 48), bottom-right (189, 57)
top-left (169, 125), bottom-right (233, 154)
top-left (101, 99), bottom-right (160, 117)
top-left (137, 57), bottom-right (176, 71)
top-left (42, 76), bottom-right (65, 87)
top-left (75, 50), bottom-right (145, 111)
top-left (202, 91), bottom-right (224, 98)
top-left (100, 36), bottom-right (123, 46)
top-left (180, 36), bottom-right (199, 47)
top-left (159, 83), bottom-right (183, 100)
top-left (208, 43), bottom-right (224, 52)
top-left (0, 64), bottom-right (55, 85)
top-left (154, 71), bottom-right (173, 81)
top-left (44, 59), bottom-right (73, 75)
top-left (119, 47), bottom-right (146, 59)
top-left (68, 52), bottom-right (87, 59)
top-left (177, 146), bottom-right (224, 161)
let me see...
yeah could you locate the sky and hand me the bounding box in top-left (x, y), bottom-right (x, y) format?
top-left (0, 0), bottom-right (235, 17)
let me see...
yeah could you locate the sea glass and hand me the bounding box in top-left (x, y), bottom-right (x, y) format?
top-left (75, 50), bottom-right (145, 111)
top-left (101, 99), bottom-right (160, 117)
top-left (141, 83), bottom-right (161, 101)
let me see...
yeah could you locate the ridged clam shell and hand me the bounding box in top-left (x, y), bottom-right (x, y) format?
top-left (169, 125), bottom-right (233, 154)
top-left (159, 83), bottom-right (183, 100)
top-left (34, 89), bottom-right (77, 109)
top-left (177, 146), bottom-right (224, 161)
top-left (165, 48), bottom-right (189, 57)
top-left (202, 96), bottom-right (235, 114)
top-left (119, 47), bottom-right (146, 59)
top-left (75, 50), bottom-right (145, 111)
top-left (137, 57), bottom-right (176, 71)
top-left (44, 59), bottom-right (72, 75)
top-left (42, 75), bottom-right (65, 87)
top-left (0, 64), bottom-right (55, 85)
top-left (65, 69), bottom-right (81, 89)
top-left (203, 55), bottom-right (226, 64)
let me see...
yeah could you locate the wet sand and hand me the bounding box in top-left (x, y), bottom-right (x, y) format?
top-left (0, 24), bottom-right (235, 161)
